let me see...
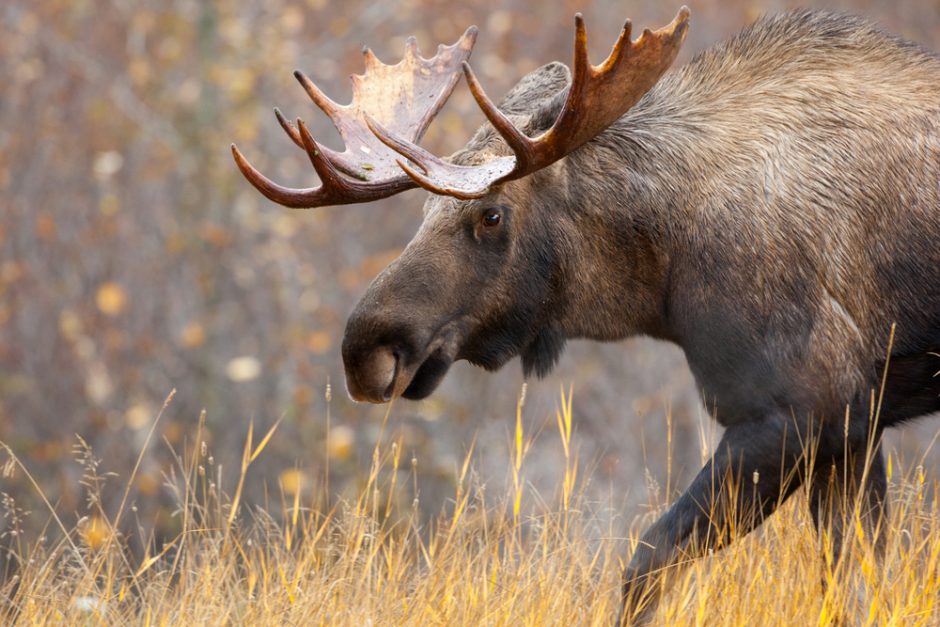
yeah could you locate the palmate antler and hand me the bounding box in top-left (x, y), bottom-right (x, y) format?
top-left (232, 9), bottom-right (689, 207)
top-left (231, 27), bottom-right (477, 208)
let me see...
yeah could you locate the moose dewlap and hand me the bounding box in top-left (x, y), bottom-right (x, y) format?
top-left (232, 7), bottom-right (940, 623)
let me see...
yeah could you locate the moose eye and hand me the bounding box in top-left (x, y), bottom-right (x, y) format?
top-left (481, 208), bottom-right (502, 228)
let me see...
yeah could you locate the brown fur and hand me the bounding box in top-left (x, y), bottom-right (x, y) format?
top-left (341, 10), bottom-right (940, 621)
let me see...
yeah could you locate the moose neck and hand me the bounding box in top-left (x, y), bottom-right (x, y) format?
top-left (553, 97), bottom-right (697, 345)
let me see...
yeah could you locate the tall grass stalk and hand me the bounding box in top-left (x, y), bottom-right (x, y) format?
top-left (1, 386), bottom-right (940, 625)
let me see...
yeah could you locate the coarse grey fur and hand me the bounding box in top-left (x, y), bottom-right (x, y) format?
top-left (341, 10), bottom-right (940, 622)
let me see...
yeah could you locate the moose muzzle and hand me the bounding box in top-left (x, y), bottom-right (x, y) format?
top-left (341, 303), bottom-right (466, 404)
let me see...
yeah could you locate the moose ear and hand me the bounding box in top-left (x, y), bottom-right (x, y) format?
top-left (496, 62), bottom-right (571, 135)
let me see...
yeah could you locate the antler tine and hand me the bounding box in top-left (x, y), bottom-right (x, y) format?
top-left (295, 118), bottom-right (350, 190)
top-left (571, 14), bottom-right (590, 90)
top-left (362, 46), bottom-right (382, 69)
top-left (364, 114), bottom-right (437, 174)
top-left (403, 36), bottom-right (419, 59)
top-left (366, 113), bottom-right (492, 199)
top-left (461, 62), bottom-right (539, 171)
top-left (274, 108), bottom-right (303, 148)
top-left (294, 70), bottom-right (344, 119)
top-left (394, 159), bottom-right (489, 200)
top-left (277, 107), bottom-right (363, 179)
top-left (231, 143), bottom-right (327, 208)
top-left (602, 19), bottom-right (633, 72)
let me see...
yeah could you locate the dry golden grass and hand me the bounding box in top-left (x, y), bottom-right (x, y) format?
top-left (2, 388), bottom-right (940, 626)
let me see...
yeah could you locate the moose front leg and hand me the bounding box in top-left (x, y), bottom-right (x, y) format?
top-left (620, 414), bottom-right (805, 625)
top-left (805, 440), bottom-right (887, 623)
top-left (809, 441), bottom-right (887, 564)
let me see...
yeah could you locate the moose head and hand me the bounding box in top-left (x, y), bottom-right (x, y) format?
top-left (232, 9), bottom-right (690, 403)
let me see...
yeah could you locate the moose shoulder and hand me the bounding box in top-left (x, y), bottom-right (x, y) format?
top-left (233, 8), bottom-right (940, 623)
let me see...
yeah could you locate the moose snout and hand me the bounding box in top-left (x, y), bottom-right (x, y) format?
top-left (341, 306), bottom-right (420, 403)
top-left (342, 299), bottom-right (461, 403)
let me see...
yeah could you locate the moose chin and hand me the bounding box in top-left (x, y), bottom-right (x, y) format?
top-left (232, 6), bottom-right (940, 624)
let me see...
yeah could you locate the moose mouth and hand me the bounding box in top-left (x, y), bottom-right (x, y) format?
top-left (343, 322), bottom-right (463, 404)
top-left (400, 348), bottom-right (454, 400)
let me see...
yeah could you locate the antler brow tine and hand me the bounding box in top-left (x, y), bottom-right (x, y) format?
top-left (461, 62), bottom-right (536, 169)
top-left (230, 143), bottom-right (324, 208)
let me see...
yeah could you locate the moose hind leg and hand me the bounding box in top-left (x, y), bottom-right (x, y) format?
top-left (620, 413), bottom-right (806, 625)
top-left (877, 348), bottom-right (940, 426)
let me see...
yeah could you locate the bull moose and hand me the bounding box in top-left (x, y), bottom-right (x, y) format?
top-left (232, 6), bottom-right (940, 622)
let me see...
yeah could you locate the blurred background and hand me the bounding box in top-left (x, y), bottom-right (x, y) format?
top-left (2, 0), bottom-right (939, 556)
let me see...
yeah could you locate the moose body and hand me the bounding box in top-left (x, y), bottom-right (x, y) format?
top-left (233, 8), bottom-right (940, 622)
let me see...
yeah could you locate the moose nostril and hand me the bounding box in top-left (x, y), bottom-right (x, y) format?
top-left (380, 350), bottom-right (401, 402)
top-left (363, 346), bottom-right (397, 403)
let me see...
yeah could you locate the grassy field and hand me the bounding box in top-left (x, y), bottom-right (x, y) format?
top-left (2, 390), bottom-right (940, 626)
